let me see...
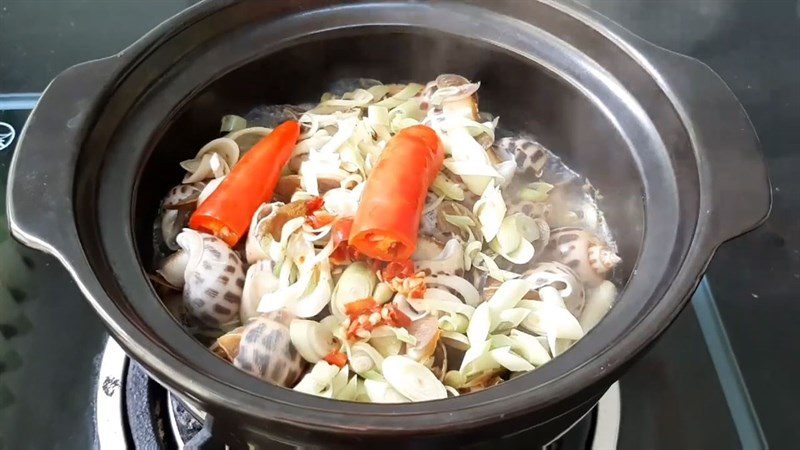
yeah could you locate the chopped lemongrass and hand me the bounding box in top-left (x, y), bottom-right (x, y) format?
top-left (289, 319), bottom-right (335, 363)
top-left (425, 275), bottom-right (481, 307)
top-left (519, 182), bottom-right (554, 202)
top-left (383, 355), bottom-right (447, 401)
top-left (220, 114), bottom-right (247, 133)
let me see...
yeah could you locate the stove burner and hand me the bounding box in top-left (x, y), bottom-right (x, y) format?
top-left (168, 392), bottom-right (205, 446)
top-left (95, 338), bottom-right (620, 449)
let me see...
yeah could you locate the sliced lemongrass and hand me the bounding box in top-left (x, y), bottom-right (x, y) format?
top-left (538, 285), bottom-right (566, 309)
top-left (431, 173), bottom-right (466, 201)
top-left (293, 261), bottom-right (334, 318)
top-left (442, 214), bottom-right (477, 242)
top-left (519, 182), bottom-right (554, 202)
top-left (472, 179), bottom-right (506, 241)
top-left (331, 364), bottom-right (350, 395)
top-left (360, 370), bottom-right (385, 381)
top-left (369, 333), bottom-right (404, 357)
top-left (490, 347), bottom-right (535, 372)
top-left (289, 318), bottom-right (335, 363)
top-left (491, 215), bottom-right (522, 254)
top-left (473, 252), bottom-right (520, 282)
top-left (197, 176), bottom-right (224, 206)
top-left (466, 302), bottom-right (493, 345)
top-left (257, 268), bottom-right (310, 314)
top-left (509, 329), bottom-right (551, 366)
top-left (294, 361), bottom-right (340, 396)
top-left (372, 282), bottom-right (394, 305)
top-left (364, 379), bottom-right (411, 403)
top-left (519, 301), bottom-right (584, 341)
top-left (440, 330), bottom-right (470, 351)
top-left (349, 341), bottom-right (385, 374)
top-left (418, 298), bottom-right (476, 318)
top-left (322, 187), bottom-right (360, 217)
top-left (498, 239), bottom-right (535, 265)
top-left (486, 279), bottom-right (531, 311)
top-left (462, 343), bottom-right (503, 376)
top-left (553, 338), bottom-right (574, 357)
top-left (459, 339), bottom-right (491, 372)
top-left (374, 83), bottom-right (424, 108)
top-left (438, 313), bottom-right (469, 334)
top-left (579, 281), bottom-right (617, 331)
top-left (464, 240), bottom-right (483, 271)
top-left (335, 375), bottom-right (360, 401)
top-left (220, 114), bottom-right (247, 133)
top-left (494, 307), bottom-right (531, 333)
top-left (444, 370), bottom-right (467, 389)
top-left (330, 262), bottom-right (377, 318)
top-left (382, 355), bottom-right (447, 402)
top-left (488, 334), bottom-right (516, 349)
top-left (320, 315), bottom-right (341, 334)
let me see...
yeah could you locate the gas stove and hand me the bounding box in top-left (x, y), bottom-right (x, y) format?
top-left (0, 105), bottom-right (753, 449)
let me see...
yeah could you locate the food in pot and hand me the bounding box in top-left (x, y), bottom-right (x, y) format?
top-left (151, 75), bottom-right (620, 403)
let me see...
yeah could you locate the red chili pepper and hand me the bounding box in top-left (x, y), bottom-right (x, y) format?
top-left (347, 319), bottom-right (362, 337)
top-left (331, 245), bottom-right (358, 266)
top-left (344, 298), bottom-right (378, 318)
top-left (330, 218), bottom-right (360, 265)
top-left (381, 259), bottom-right (415, 280)
top-left (331, 218), bottom-right (354, 247)
top-left (189, 121), bottom-right (301, 246)
top-left (386, 304), bottom-right (412, 328)
top-left (349, 126), bottom-right (444, 261)
top-left (306, 196), bottom-right (325, 214)
top-left (323, 350), bottom-right (348, 368)
top-left (408, 283), bottom-right (427, 299)
top-left (307, 211), bottom-right (335, 229)
top-left (302, 197), bottom-right (336, 229)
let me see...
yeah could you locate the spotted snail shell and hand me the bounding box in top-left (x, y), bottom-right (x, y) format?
top-left (494, 137), bottom-right (548, 178)
top-left (233, 311), bottom-right (306, 387)
top-left (157, 182), bottom-right (206, 251)
top-left (540, 228), bottom-right (621, 287)
top-left (509, 200), bottom-right (551, 220)
top-left (176, 229), bottom-right (245, 328)
top-left (162, 181), bottom-right (205, 210)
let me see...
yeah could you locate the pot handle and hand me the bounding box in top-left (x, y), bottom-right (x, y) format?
top-left (6, 56), bottom-right (119, 257)
top-left (646, 50), bottom-right (772, 243)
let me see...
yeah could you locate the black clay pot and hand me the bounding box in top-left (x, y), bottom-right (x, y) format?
top-left (7, 0), bottom-right (770, 448)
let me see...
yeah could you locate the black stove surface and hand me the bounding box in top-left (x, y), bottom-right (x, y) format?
top-left (1, 0), bottom-right (797, 448)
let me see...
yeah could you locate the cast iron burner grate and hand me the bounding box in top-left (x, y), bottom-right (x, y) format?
top-left (96, 338), bottom-right (619, 449)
